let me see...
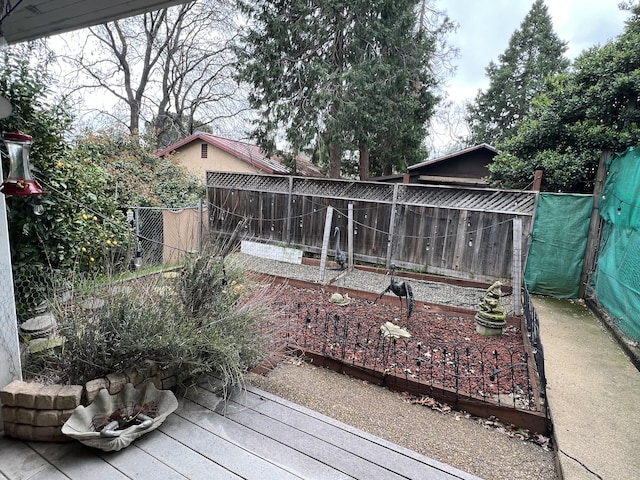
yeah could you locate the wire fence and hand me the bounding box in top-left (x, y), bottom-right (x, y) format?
top-left (4, 196), bottom-right (551, 433)
top-left (9, 203), bottom-right (207, 324)
top-left (132, 204), bottom-right (208, 268)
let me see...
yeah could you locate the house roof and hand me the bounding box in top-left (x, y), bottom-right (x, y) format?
top-left (158, 131), bottom-right (325, 177)
top-left (408, 144), bottom-right (498, 171)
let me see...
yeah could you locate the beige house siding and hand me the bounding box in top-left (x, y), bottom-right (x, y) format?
top-left (175, 142), bottom-right (261, 180)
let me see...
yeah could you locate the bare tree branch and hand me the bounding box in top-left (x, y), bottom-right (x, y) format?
top-left (55, 0), bottom-right (248, 146)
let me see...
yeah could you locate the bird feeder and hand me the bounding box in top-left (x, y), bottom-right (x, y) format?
top-left (1, 130), bottom-right (45, 215)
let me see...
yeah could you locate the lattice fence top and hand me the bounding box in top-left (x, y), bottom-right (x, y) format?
top-left (399, 184), bottom-right (537, 215)
top-left (293, 177), bottom-right (397, 202)
top-left (207, 171), bottom-right (292, 194)
top-left (206, 172), bottom-right (538, 216)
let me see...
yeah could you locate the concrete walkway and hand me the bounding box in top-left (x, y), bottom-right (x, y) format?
top-left (532, 296), bottom-right (640, 480)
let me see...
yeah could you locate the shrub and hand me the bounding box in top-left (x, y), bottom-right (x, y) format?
top-left (22, 243), bottom-right (276, 396)
top-left (0, 45), bottom-right (133, 319)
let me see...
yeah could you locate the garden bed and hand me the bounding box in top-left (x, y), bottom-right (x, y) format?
top-left (251, 274), bottom-right (546, 433)
top-left (266, 281), bottom-right (526, 387)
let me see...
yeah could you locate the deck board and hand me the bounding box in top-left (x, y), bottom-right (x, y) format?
top-left (0, 437), bottom-right (66, 480)
top-left (98, 442), bottom-right (189, 480)
top-left (207, 396), bottom-right (407, 479)
top-left (133, 428), bottom-right (243, 480)
top-left (0, 383), bottom-right (482, 480)
top-left (27, 441), bottom-right (129, 480)
top-left (161, 410), bottom-right (304, 479)
top-left (176, 395), bottom-right (350, 479)
top-left (220, 386), bottom-right (460, 480)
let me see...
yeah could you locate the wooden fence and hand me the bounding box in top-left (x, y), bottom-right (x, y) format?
top-left (206, 172), bottom-right (538, 285)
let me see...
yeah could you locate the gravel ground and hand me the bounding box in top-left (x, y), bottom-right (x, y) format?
top-left (234, 253), bottom-right (557, 480)
top-left (232, 252), bottom-right (489, 309)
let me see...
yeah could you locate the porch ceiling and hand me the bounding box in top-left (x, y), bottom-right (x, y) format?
top-left (0, 1), bottom-right (191, 44)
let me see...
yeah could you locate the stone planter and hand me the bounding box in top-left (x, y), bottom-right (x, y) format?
top-left (0, 363), bottom-right (176, 443)
top-left (475, 313), bottom-right (507, 336)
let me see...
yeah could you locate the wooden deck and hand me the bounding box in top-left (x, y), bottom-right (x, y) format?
top-left (0, 382), bottom-right (481, 480)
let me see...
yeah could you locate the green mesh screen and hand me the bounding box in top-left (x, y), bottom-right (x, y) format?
top-left (594, 147), bottom-right (640, 343)
top-left (600, 146), bottom-right (640, 228)
top-left (525, 193), bottom-right (593, 298)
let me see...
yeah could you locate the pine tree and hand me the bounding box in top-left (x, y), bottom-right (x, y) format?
top-left (465, 0), bottom-right (569, 146)
top-left (235, 0), bottom-right (442, 179)
top-left (342, 1), bottom-right (440, 178)
top-left (488, 4), bottom-right (640, 193)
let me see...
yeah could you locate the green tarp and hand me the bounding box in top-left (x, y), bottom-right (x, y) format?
top-left (525, 193), bottom-right (593, 298)
top-left (593, 147), bottom-right (640, 343)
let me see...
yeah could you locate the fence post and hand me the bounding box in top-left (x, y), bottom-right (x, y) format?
top-left (319, 206), bottom-right (334, 283)
top-left (512, 217), bottom-right (523, 315)
top-left (286, 176), bottom-right (293, 244)
top-left (579, 150), bottom-right (611, 298)
top-left (135, 207), bottom-right (141, 239)
top-left (386, 184), bottom-right (400, 267)
top-left (198, 198), bottom-right (203, 252)
top-left (135, 207), bottom-right (141, 263)
top-left (348, 203), bottom-right (353, 269)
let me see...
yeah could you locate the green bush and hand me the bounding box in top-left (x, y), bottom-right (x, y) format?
top-left (70, 129), bottom-right (205, 208)
top-left (1, 45), bottom-right (133, 318)
top-left (1, 45), bottom-right (203, 320)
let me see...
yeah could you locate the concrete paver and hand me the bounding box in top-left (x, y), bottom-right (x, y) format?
top-left (532, 296), bottom-right (640, 480)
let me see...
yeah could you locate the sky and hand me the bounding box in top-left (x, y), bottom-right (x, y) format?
top-left (437, 0), bottom-right (631, 101)
top-left (50, 0), bottom-right (633, 151)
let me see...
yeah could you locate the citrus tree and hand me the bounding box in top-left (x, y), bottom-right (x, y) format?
top-left (0, 45), bottom-right (131, 317)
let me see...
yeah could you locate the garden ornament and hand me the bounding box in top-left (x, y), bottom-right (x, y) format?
top-left (329, 292), bottom-right (351, 306)
top-left (375, 264), bottom-right (415, 319)
top-left (475, 281), bottom-right (507, 335)
top-left (380, 321), bottom-right (412, 339)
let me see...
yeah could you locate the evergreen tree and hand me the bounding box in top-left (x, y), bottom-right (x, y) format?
top-left (465, 0), bottom-right (569, 146)
top-left (488, 4), bottom-right (640, 193)
top-left (342, 2), bottom-right (440, 178)
top-left (235, 0), bottom-right (442, 179)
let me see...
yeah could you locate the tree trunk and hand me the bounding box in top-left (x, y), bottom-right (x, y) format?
top-left (359, 141), bottom-right (370, 180)
top-left (129, 101), bottom-right (140, 138)
top-left (329, 141), bottom-right (341, 178)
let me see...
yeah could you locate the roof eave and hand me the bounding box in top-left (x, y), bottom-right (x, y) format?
top-left (408, 143), bottom-right (498, 171)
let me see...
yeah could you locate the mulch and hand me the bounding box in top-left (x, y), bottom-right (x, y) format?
top-left (261, 281), bottom-right (532, 406)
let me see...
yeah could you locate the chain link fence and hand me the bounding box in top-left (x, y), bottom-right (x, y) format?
top-left (7, 203), bottom-right (207, 328)
top-left (134, 203), bottom-right (208, 268)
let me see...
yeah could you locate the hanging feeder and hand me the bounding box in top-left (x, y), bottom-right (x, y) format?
top-left (1, 130), bottom-right (45, 215)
